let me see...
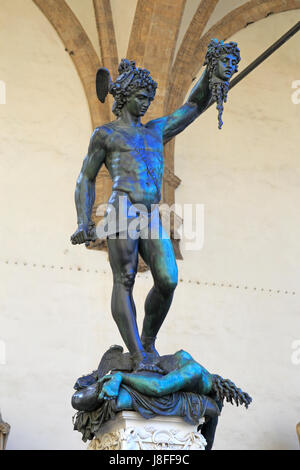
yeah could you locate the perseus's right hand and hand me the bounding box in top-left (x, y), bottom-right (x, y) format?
top-left (70, 222), bottom-right (96, 247)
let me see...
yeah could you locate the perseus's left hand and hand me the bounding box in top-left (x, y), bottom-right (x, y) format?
top-left (210, 74), bottom-right (229, 88)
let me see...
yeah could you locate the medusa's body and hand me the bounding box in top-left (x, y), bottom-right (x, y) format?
top-left (72, 350), bottom-right (219, 420)
top-left (72, 350), bottom-right (251, 417)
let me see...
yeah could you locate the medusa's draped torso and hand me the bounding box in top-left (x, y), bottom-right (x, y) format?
top-left (103, 121), bottom-right (164, 208)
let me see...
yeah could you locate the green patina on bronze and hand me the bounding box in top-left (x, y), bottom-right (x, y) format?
top-left (70, 40), bottom-right (253, 449)
top-left (70, 41), bottom-right (239, 372)
top-left (72, 348), bottom-right (251, 446)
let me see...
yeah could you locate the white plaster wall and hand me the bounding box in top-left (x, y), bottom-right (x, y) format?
top-left (0, 1), bottom-right (299, 450)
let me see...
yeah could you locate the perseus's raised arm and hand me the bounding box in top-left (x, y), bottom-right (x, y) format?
top-left (147, 67), bottom-right (212, 145)
top-left (148, 39), bottom-right (241, 143)
top-left (71, 128), bottom-right (106, 245)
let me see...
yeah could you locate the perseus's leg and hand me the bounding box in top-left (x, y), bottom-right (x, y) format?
top-left (107, 234), bottom-right (142, 360)
top-left (139, 219), bottom-right (178, 354)
top-left (107, 233), bottom-right (164, 373)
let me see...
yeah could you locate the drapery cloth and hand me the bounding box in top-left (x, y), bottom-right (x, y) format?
top-left (73, 384), bottom-right (207, 442)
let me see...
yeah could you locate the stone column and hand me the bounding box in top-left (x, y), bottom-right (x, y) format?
top-left (87, 411), bottom-right (207, 450)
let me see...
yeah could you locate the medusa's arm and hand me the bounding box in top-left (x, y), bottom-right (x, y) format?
top-left (99, 361), bottom-right (212, 399)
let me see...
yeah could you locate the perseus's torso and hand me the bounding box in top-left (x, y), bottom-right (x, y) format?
top-left (103, 123), bottom-right (164, 208)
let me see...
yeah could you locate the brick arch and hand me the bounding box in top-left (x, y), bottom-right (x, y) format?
top-left (33, 0), bottom-right (111, 127)
top-left (127, 0), bottom-right (186, 121)
top-left (166, 0), bottom-right (300, 115)
top-left (163, 0), bottom-right (219, 173)
top-left (93, 0), bottom-right (119, 121)
top-left (165, 0), bottom-right (219, 116)
top-left (32, 0), bottom-right (116, 247)
top-left (93, 0), bottom-right (119, 80)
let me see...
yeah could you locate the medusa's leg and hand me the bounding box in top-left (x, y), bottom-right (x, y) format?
top-left (115, 387), bottom-right (133, 411)
top-left (120, 360), bottom-right (212, 398)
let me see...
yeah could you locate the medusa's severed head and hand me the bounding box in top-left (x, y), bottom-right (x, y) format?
top-left (96, 59), bottom-right (157, 117)
top-left (204, 39), bottom-right (241, 129)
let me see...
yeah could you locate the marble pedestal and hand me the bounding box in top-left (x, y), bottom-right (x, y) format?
top-left (0, 412), bottom-right (10, 450)
top-left (88, 411), bottom-right (207, 450)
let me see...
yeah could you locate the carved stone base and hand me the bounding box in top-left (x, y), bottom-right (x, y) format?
top-left (0, 412), bottom-right (10, 450)
top-left (87, 411), bottom-right (206, 450)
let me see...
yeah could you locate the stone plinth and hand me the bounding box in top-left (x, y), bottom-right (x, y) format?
top-left (87, 411), bottom-right (206, 450)
top-left (0, 412), bottom-right (10, 450)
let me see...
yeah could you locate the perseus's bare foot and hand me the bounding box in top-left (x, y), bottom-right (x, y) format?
top-left (134, 362), bottom-right (164, 374)
top-left (98, 372), bottom-right (122, 400)
top-left (142, 345), bottom-right (160, 360)
top-left (132, 353), bottom-right (164, 374)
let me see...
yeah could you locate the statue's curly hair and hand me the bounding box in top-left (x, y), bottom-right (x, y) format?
top-left (109, 59), bottom-right (157, 116)
top-left (204, 39), bottom-right (241, 77)
top-left (204, 39), bottom-right (241, 129)
top-left (211, 374), bottom-right (252, 409)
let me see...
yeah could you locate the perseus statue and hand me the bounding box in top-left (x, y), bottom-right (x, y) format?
top-left (70, 39), bottom-right (241, 373)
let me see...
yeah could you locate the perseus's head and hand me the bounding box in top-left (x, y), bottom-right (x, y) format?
top-left (96, 59), bottom-right (157, 117)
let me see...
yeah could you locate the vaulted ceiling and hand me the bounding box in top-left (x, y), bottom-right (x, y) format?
top-left (33, 0), bottom-right (300, 128)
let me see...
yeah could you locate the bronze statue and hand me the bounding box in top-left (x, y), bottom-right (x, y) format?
top-left (70, 40), bottom-right (251, 449)
top-left (70, 39), bottom-right (241, 373)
